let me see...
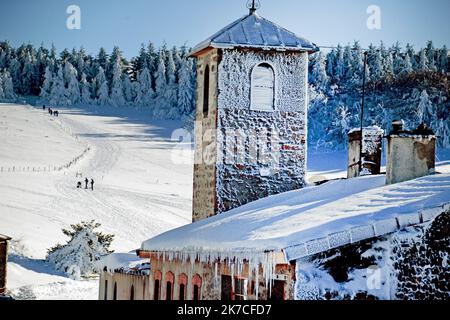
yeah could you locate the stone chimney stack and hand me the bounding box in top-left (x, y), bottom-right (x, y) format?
top-left (386, 121), bottom-right (436, 185)
top-left (347, 126), bottom-right (383, 178)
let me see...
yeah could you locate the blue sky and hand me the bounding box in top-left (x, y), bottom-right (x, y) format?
top-left (0, 0), bottom-right (449, 58)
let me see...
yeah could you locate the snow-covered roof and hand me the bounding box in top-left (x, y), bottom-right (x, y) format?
top-left (142, 173), bottom-right (450, 262)
top-left (190, 12), bottom-right (319, 56)
top-left (97, 253), bottom-right (150, 275)
top-left (0, 234), bottom-right (11, 241)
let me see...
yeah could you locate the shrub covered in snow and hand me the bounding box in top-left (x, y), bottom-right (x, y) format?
top-left (46, 220), bottom-right (115, 280)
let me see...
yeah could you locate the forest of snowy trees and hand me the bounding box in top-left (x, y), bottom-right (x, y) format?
top-left (0, 40), bottom-right (449, 149)
top-left (0, 41), bottom-right (196, 120)
top-left (308, 41), bottom-right (450, 149)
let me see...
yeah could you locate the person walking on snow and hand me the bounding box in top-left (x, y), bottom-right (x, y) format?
top-left (85, 178), bottom-right (89, 189)
top-left (90, 179), bottom-right (94, 191)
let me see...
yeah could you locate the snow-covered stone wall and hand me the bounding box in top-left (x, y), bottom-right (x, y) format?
top-left (294, 210), bottom-right (450, 300)
top-left (215, 49), bottom-right (309, 213)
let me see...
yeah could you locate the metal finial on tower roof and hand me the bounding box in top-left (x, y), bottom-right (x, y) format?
top-left (247, 0), bottom-right (261, 14)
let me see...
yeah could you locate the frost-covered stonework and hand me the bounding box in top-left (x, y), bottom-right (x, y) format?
top-left (215, 49), bottom-right (309, 213)
top-left (294, 210), bottom-right (450, 300)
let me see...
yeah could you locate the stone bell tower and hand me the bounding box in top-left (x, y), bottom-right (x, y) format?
top-left (189, 5), bottom-right (318, 222)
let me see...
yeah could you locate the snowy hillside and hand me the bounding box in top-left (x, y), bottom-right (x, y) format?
top-left (0, 103), bottom-right (193, 299)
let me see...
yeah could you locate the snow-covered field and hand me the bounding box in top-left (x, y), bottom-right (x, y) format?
top-left (1, 102), bottom-right (449, 300)
top-left (0, 103), bottom-right (193, 299)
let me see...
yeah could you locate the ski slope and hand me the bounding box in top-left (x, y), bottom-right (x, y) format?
top-left (0, 103), bottom-right (193, 299)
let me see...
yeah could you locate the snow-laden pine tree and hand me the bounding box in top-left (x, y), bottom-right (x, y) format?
top-left (122, 75), bottom-right (135, 106)
top-left (154, 50), bottom-right (168, 115)
top-left (134, 67), bottom-right (154, 107)
top-left (164, 51), bottom-right (179, 119)
top-left (109, 56), bottom-right (126, 107)
top-left (369, 49), bottom-right (384, 82)
top-left (46, 220), bottom-right (114, 280)
top-left (66, 70), bottom-right (80, 105)
top-left (334, 45), bottom-right (345, 81)
top-left (21, 51), bottom-right (34, 95)
top-left (426, 41), bottom-right (437, 72)
top-left (79, 73), bottom-right (92, 105)
top-left (49, 66), bottom-right (69, 106)
top-left (39, 66), bottom-right (53, 101)
top-left (417, 90), bottom-right (434, 126)
top-left (0, 75), bottom-right (5, 100)
top-left (438, 46), bottom-right (448, 73)
top-left (1, 70), bottom-right (16, 100)
top-left (177, 58), bottom-right (195, 116)
top-left (418, 49), bottom-right (429, 71)
top-left (326, 48), bottom-right (336, 80)
top-left (94, 67), bottom-right (110, 106)
top-left (310, 52), bottom-right (329, 91)
top-left (400, 53), bottom-right (414, 75)
top-left (8, 57), bottom-right (20, 92)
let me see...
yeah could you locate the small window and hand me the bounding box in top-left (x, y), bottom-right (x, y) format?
top-left (234, 278), bottom-right (248, 300)
top-left (104, 280), bottom-right (108, 300)
top-left (154, 280), bottom-right (160, 300)
top-left (179, 284), bottom-right (186, 301)
top-left (166, 282), bottom-right (173, 300)
top-left (269, 280), bottom-right (285, 300)
top-left (113, 282), bottom-right (117, 300)
top-left (251, 63), bottom-right (275, 112)
top-left (192, 274), bottom-right (202, 300)
top-left (130, 285), bottom-right (134, 300)
top-left (221, 275), bottom-right (232, 300)
top-left (203, 65), bottom-right (210, 118)
top-left (154, 271), bottom-right (162, 300)
top-left (179, 273), bottom-right (187, 300)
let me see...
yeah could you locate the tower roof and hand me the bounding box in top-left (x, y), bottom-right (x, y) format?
top-left (190, 12), bottom-right (319, 57)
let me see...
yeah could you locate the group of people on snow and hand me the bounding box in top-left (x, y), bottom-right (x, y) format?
top-left (77, 177), bottom-right (95, 191)
top-left (43, 105), bottom-right (59, 117)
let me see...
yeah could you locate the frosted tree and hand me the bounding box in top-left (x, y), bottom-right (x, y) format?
top-left (438, 46), bottom-right (448, 73)
top-left (426, 41), bottom-right (437, 71)
top-left (134, 67), bottom-right (154, 107)
top-left (46, 220), bottom-right (114, 280)
top-left (400, 53), bottom-right (414, 75)
top-left (417, 90), bottom-right (434, 126)
top-left (109, 57), bottom-right (126, 107)
top-left (0, 76), bottom-right (4, 100)
top-left (50, 66), bottom-right (69, 106)
top-left (154, 50), bottom-right (168, 114)
top-left (39, 66), bottom-right (53, 101)
top-left (369, 49), bottom-right (383, 82)
top-left (334, 45), bottom-right (345, 81)
top-left (326, 48), bottom-right (336, 79)
top-left (384, 52), bottom-right (394, 78)
top-left (122, 75), bottom-right (135, 105)
top-left (405, 44), bottom-right (417, 70)
top-left (1, 70), bottom-right (16, 100)
top-left (79, 73), bottom-right (92, 105)
top-left (310, 52), bottom-right (329, 90)
top-left (177, 58), bottom-right (195, 116)
top-left (8, 58), bottom-right (20, 92)
top-left (21, 52), bottom-right (34, 95)
top-left (94, 67), bottom-right (110, 106)
top-left (331, 104), bottom-right (352, 144)
top-left (418, 49), bottom-right (429, 71)
top-left (164, 51), bottom-right (179, 118)
top-left (66, 71), bottom-right (80, 105)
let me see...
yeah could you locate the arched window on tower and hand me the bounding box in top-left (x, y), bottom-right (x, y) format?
top-left (192, 274), bottom-right (202, 300)
top-left (203, 65), bottom-right (210, 118)
top-left (165, 271), bottom-right (174, 300)
top-left (113, 282), bottom-right (117, 300)
top-left (153, 270), bottom-right (162, 300)
top-left (130, 285), bottom-right (135, 300)
top-left (178, 273), bottom-right (188, 300)
top-left (251, 63), bottom-right (275, 111)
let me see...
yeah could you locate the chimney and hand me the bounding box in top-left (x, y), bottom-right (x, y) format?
top-left (386, 121), bottom-right (436, 185)
top-left (347, 126), bottom-right (383, 178)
